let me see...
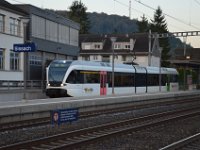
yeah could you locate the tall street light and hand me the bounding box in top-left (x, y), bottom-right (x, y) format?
top-left (110, 37), bottom-right (117, 95)
top-left (20, 17), bottom-right (30, 99)
top-left (183, 36), bottom-right (187, 90)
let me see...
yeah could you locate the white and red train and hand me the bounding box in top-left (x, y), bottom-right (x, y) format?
top-left (46, 60), bottom-right (179, 97)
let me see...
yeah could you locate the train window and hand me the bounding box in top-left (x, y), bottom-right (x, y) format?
top-left (66, 70), bottom-right (83, 84)
top-left (66, 71), bottom-right (76, 84)
top-left (147, 74), bottom-right (159, 86)
top-left (170, 75), bottom-right (178, 82)
top-left (80, 71), bottom-right (100, 83)
top-left (136, 73), bottom-right (147, 87)
top-left (108, 72), bottom-right (134, 87)
top-left (161, 74), bottom-right (167, 86)
top-left (107, 72), bottom-right (112, 87)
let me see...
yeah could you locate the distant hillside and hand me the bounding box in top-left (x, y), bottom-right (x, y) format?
top-left (89, 13), bottom-right (192, 49)
top-left (87, 12), bottom-right (138, 34)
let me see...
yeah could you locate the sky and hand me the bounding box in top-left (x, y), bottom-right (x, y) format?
top-left (6, 0), bottom-right (200, 48)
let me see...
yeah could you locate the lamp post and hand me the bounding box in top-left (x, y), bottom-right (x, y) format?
top-left (183, 36), bottom-right (187, 90)
top-left (148, 30), bottom-right (152, 66)
top-left (20, 17), bottom-right (30, 99)
top-left (110, 37), bottom-right (117, 95)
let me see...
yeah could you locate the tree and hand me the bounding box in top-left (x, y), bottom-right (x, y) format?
top-left (68, 1), bottom-right (90, 34)
top-left (150, 6), bottom-right (171, 67)
top-left (137, 14), bottom-right (149, 32)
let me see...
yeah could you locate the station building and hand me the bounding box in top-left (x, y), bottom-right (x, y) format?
top-left (16, 4), bottom-right (80, 82)
top-left (0, 0), bottom-right (27, 81)
top-left (0, 0), bottom-right (80, 85)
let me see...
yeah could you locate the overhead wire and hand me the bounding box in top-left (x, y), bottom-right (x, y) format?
top-left (8, 0), bottom-right (200, 31)
top-left (114, 0), bottom-right (152, 19)
top-left (114, 0), bottom-right (192, 31)
top-left (134, 0), bottom-right (200, 30)
top-left (194, 0), bottom-right (200, 6)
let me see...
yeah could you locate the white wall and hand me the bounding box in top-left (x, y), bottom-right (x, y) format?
top-left (78, 54), bottom-right (150, 67)
top-left (151, 56), bottom-right (160, 67)
top-left (0, 8), bottom-right (24, 81)
top-left (134, 56), bottom-right (148, 66)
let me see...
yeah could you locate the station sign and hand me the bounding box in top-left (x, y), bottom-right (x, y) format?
top-left (13, 42), bottom-right (36, 52)
top-left (51, 108), bottom-right (79, 125)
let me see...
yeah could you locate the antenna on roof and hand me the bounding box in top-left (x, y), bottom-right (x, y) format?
top-left (129, 0), bottom-right (131, 19)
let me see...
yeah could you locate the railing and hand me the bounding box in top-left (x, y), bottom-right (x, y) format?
top-left (179, 83), bottom-right (200, 90)
top-left (0, 80), bottom-right (199, 91)
top-left (0, 80), bottom-right (46, 90)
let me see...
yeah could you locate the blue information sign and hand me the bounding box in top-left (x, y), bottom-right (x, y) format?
top-left (13, 42), bottom-right (36, 52)
top-left (51, 108), bottom-right (79, 125)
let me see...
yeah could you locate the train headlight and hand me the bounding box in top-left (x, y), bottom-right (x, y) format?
top-left (60, 83), bottom-right (67, 87)
top-left (47, 83), bottom-right (50, 86)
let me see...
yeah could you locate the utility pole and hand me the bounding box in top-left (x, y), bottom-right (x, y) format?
top-left (148, 30), bottom-right (152, 66)
top-left (150, 31), bottom-right (200, 91)
top-left (110, 37), bottom-right (117, 95)
top-left (20, 17), bottom-right (30, 100)
top-left (129, 0), bottom-right (131, 19)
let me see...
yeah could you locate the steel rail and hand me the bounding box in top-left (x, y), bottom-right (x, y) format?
top-left (0, 96), bottom-right (199, 132)
top-left (1, 106), bottom-right (200, 150)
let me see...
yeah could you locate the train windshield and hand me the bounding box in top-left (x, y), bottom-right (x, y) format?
top-left (48, 61), bottom-right (72, 82)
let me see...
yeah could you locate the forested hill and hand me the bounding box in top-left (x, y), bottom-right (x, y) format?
top-left (87, 12), bottom-right (190, 49)
top-left (87, 12), bottom-right (138, 34)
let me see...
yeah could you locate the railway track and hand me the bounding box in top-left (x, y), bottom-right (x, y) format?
top-left (160, 132), bottom-right (200, 150)
top-left (0, 96), bottom-right (200, 132)
top-left (1, 106), bottom-right (200, 150)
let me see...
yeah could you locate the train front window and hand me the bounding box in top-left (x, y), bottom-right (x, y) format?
top-left (48, 61), bottom-right (72, 82)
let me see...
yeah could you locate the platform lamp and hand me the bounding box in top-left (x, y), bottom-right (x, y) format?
top-left (110, 37), bottom-right (117, 95)
top-left (20, 17), bottom-right (30, 99)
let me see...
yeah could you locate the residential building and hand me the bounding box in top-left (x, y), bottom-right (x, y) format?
top-left (78, 33), bottom-right (159, 67)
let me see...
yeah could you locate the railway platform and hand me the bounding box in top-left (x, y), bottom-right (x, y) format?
top-left (0, 90), bottom-right (199, 124)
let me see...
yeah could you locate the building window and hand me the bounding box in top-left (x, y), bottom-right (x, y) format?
top-left (114, 43), bottom-right (121, 49)
top-left (94, 44), bottom-right (100, 49)
top-left (10, 18), bottom-right (20, 36)
top-left (125, 44), bottom-right (130, 49)
top-left (0, 49), bottom-right (4, 70)
top-left (10, 51), bottom-right (20, 70)
top-left (0, 14), bottom-right (5, 32)
top-left (122, 56), bottom-right (126, 61)
top-left (83, 56), bottom-right (90, 61)
top-left (93, 55), bottom-right (98, 60)
top-left (30, 55), bottom-right (42, 66)
top-left (102, 56), bottom-right (110, 62)
top-left (83, 44), bottom-right (91, 50)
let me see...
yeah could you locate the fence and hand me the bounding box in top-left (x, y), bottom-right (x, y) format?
top-left (0, 80), bottom-right (199, 91)
top-left (0, 80), bottom-right (46, 90)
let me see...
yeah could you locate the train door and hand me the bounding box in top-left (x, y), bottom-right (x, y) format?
top-left (100, 71), bottom-right (107, 95)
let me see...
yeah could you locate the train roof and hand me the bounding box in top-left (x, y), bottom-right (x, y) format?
top-left (50, 60), bottom-right (178, 74)
top-left (71, 60), bottom-right (145, 73)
